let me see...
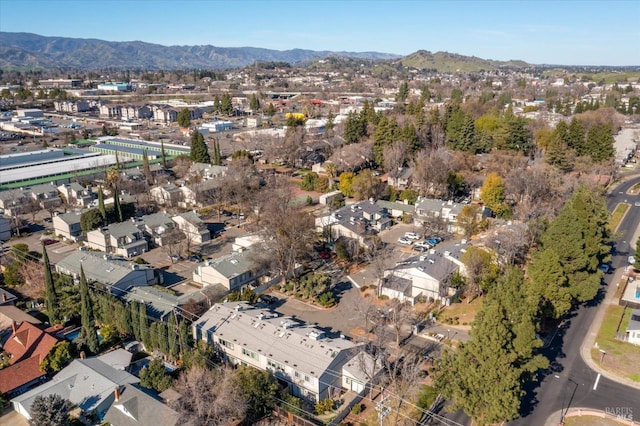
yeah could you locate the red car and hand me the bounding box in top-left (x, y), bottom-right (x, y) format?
top-left (41, 238), bottom-right (57, 246)
top-left (319, 251), bottom-right (331, 259)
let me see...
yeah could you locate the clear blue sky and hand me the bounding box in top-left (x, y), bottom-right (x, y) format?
top-left (1, 0), bottom-right (639, 66)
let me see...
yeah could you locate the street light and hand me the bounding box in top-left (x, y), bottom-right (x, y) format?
top-left (599, 349), bottom-right (607, 364)
top-left (554, 375), bottom-right (579, 426)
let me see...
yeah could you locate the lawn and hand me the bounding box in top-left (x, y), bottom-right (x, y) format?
top-left (590, 305), bottom-right (639, 383)
top-left (565, 415), bottom-right (629, 426)
top-left (609, 203), bottom-right (630, 232)
top-left (436, 295), bottom-right (484, 327)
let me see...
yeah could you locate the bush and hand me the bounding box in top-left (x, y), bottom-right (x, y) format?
top-left (351, 403), bottom-right (363, 414)
top-left (306, 195), bottom-right (314, 206)
top-left (359, 285), bottom-right (368, 292)
top-left (317, 291), bottom-right (336, 307)
top-left (378, 295), bottom-right (389, 300)
top-left (315, 398), bottom-right (334, 415)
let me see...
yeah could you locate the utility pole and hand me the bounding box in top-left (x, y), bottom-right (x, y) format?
top-left (376, 392), bottom-right (391, 426)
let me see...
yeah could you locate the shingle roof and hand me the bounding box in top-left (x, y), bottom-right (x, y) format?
top-left (55, 250), bottom-right (152, 287)
top-left (204, 250), bottom-right (255, 279)
top-left (104, 384), bottom-right (179, 426)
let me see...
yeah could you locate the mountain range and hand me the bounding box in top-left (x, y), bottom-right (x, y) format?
top-left (0, 32), bottom-right (528, 72)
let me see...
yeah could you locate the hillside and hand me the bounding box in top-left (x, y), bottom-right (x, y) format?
top-left (0, 32), bottom-right (400, 70)
top-left (400, 50), bottom-right (529, 72)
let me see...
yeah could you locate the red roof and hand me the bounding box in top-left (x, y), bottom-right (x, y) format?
top-left (0, 322), bottom-right (58, 394)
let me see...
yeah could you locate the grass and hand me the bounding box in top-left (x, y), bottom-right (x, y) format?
top-left (565, 415), bottom-right (629, 426)
top-left (591, 305), bottom-right (639, 382)
top-left (609, 203), bottom-right (630, 232)
top-left (436, 295), bottom-right (484, 326)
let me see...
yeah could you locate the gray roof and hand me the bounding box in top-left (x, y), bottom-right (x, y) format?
top-left (204, 250), bottom-right (256, 279)
top-left (376, 199), bottom-right (414, 214)
top-left (97, 348), bottom-right (133, 371)
top-left (102, 221), bottom-right (142, 239)
top-left (122, 287), bottom-right (179, 321)
top-left (55, 250), bottom-right (152, 287)
top-left (415, 197), bottom-right (447, 213)
top-left (55, 210), bottom-right (85, 225)
top-left (383, 275), bottom-right (412, 296)
top-left (393, 250), bottom-right (459, 282)
top-left (138, 212), bottom-right (174, 229)
top-left (103, 384), bottom-right (179, 426)
top-left (11, 357), bottom-right (139, 418)
top-left (195, 303), bottom-right (359, 378)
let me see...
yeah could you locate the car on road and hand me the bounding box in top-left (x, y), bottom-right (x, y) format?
top-left (398, 237), bottom-right (413, 245)
top-left (635, 200), bottom-right (640, 207)
top-left (404, 232), bottom-right (421, 240)
top-left (598, 263), bottom-right (611, 273)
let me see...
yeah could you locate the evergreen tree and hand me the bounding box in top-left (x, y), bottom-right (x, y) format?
top-left (168, 312), bottom-right (179, 359)
top-left (177, 108), bottom-right (191, 128)
top-left (43, 246), bottom-right (60, 324)
top-left (325, 110), bottom-right (335, 137)
top-left (212, 139), bottom-right (221, 165)
top-left (435, 268), bottom-right (548, 424)
top-left (160, 140), bottom-right (167, 168)
top-left (343, 110), bottom-right (365, 144)
top-left (249, 93), bottom-right (260, 111)
top-left (397, 81), bottom-right (409, 102)
top-left (190, 131), bottom-right (211, 164)
top-left (545, 133), bottom-right (573, 172)
top-left (130, 302), bottom-right (140, 341)
top-left (113, 185), bottom-right (123, 223)
top-left (178, 319), bottom-right (191, 356)
top-left (98, 187), bottom-right (106, 222)
top-left (586, 123), bottom-right (615, 162)
top-left (567, 117), bottom-right (586, 155)
top-left (139, 303), bottom-right (150, 348)
top-left (373, 115), bottom-right (399, 165)
top-left (158, 321), bottom-right (169, 355)
top-left (79, 266), bottom-right (99, 354)
top-left (220, 93), bottom-right (233, 115)
top-left (266, 102), bottom-right (276, 116)
top-left (527, 248), bottom-right (572, 318)
top-left (142, 150), bottom-right (151, 183)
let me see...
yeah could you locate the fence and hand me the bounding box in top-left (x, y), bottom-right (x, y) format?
top-left (272, 406), bottom-right (322, 426)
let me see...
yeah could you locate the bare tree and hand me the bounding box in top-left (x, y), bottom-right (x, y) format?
top-left (410, 149), bottom-right (450, 197)
top-left (162, 227), bottom-right (186, 262)
top-left (385, 299), bottom-right (414, 346)
top-left (170, 365), bottom-right (247, 425)
top-left (384, 353), bottom-right (426, 426)
top-left (383, 141), bottom-right (408, 180)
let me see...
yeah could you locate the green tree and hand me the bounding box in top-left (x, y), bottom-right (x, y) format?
top-left (397, 81), bottom-right (409, 102)
top-left (527, 248), bottom-right (572, 319)
top-left (167, 312), bottom-right (179, 360)
top-left (435, 268), bottom-right (548, 425)
top-left (79, 266), bottom-right (99, 354)
top-left (177, 108), bottom-right (191, 128)
top-left (586, 123), bottom-right (615, 162)
top-left (113, 186), bottom-right (123, 223)
top-left (140, 358), bottom-right (173, 392)
top-left (29, 394), bottom-right (72, 426)
top-left (249, 93), bottom-right (260, 111)
top-left (301, 172), bottom-right (319, 191)
top-left (212, 138), bottom-right (221, 165)
top-left (40, 341), bottom-right (74, 373)
top-left (567, 118), bottom-right (586, 155)
top-left (97, 186), bottom-right (106, 222)
top-left (43, 246), bottom-right (60, 324)
top-left (139, 302), bottom-right (150, 348)
top-left (266, 102), bottom-right (276, 117)
top-left (233, 366), bottom-right (279, 423)
top-left (338, 172), bottom-right (355, 198)
top-left (160, 139), bottom-right (167, 168)
top-left (220, 93), bottom-right (233, 115)
top-left (343, 110), bottom-right (365, 144)
top-left (142, 150), bottom-right (151, 183)
top-left (190, 131), bottom-right (210, 164)
top-left (352, 169), bottom-right (384, 201)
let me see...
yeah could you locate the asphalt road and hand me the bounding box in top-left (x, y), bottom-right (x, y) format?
top-left (505, 175), bottom-right (640, 426)
top-left (432, 175), bottom-right (640, 426)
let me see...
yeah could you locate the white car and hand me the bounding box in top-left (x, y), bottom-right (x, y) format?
top-left (398, 237), bottom-right (413, 245)
top-left (415, 242), bottom-right (432, 250)
top-left (404, 232), bottom-right (420, 240)
top-left (629, 256), bottom-right (636, 265)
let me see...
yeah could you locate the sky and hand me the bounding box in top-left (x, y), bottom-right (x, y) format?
top-left (1, 0), bottom-right (639, 66)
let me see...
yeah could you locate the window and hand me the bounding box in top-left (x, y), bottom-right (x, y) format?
top-left (294, 371), bottom-right (302, 379)
top-left (242, 348), bottom-right (259, 361)
top-left (219, 338), bottom-right (234, 350)
top-left (267, 359), bottom-right (285, 372)
top-left (304, 375), bottom-right (311, 383)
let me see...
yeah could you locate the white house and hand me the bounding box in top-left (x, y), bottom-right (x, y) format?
top-left (193, 303), bottom-right (375, 402)
top-left (192, 250), bottom-right (258, 291)
top-left (86, 221), bottom-right (148, 257)
top-left (52, 210), bottom-right (84, 241)
top-left (626, 309), bottom-right (640, 346)
top-left (172, 211), bottom-right (211, 245)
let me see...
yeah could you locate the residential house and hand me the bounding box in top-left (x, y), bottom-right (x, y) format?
top-left (152, 106), bottom-right (178, 123)
top-left (172, 211), bottom-right (211, 245)
top-left (376, 199), bottom-right (415, 221)
top-left (387, 167), bottom-right (413, 190)
top-left (626, 310), bottom-right (640, 346)
top-left (0, 189), bottom-right (28, 216)
top-left (0, 305), bottom-right (42, 344)
top-left (0, 322), bottom-right (59, 397)
top-left (0, 214), bottom-right (12, 241)
top-left (121, 105), bottom-right (152, 121)
top-left (315, 200), bottom-right (392, 247)
top-left (136, 212), bottom-right (176, 247)
top-left (86, 221), bottom-right (148, 257)
top-left (52, 210), bottom-right (84, 241)
top-left (193, 303), bottom-right (374, 402)
top-left (150, 183), bottom-right (189, 209)
top-left (99, 103), bottom-right (123, 119)
top-left (414, 198), bottom-right (465, 234)
top-left (11, 355), bottom-right (139, 422)
top-left (193, 250), bottom-right (258, 291)
top-left (26, 183), bottom-right (62, 210)
top-left (55, 250), bottom-right (158, 296)
top-left (381, 242), bottom-right (468, 305)
top-left (57, 183), bottom-right (94, 207)
top-left (103, 384), bottom-right (179, 426)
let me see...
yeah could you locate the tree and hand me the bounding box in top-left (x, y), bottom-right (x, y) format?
top-left (177, 108), bottom-right (191, 128)
top-left (160, 139), bottom-right (167, 168)
top-left (142, 150), bottom-right (151, 183)
top-left (97, 187), bottom-right (106, 221)
top-left (397, 81), bottom-right (409, 102)
top-left (169, 365), bottom-right (247, 425)
top-left (43, 246), bottom-right (60, 324)
top-left (480, 172), bottom-right (510, 218)
top-left (527, 248), bottom-right (572, 319)
top-left (139, 302), bottom-right (150, 348)
top-left (249, 93), bottom-right (260, 111)
top-left (435, 268), bottom-right (548, 425)
top-left (190, 131), bottom-right (210, 164)
top-left (220, 93), bottom-right (233, 115)
top-left (266, 102), bottom-right (276, 116)
top-left (140, 358), bottom-right (173, 392)
top-left (352, 169), bottom-right (385, 201)
top-left (338, 172), bottom-right (355, 198)
top-left (40, 341), bottom-right (74, 373)
top-left (456, 205), bottom-right (483, 239)
top-left (79, 266), bottom-right (99, 354)
top-left (29, 394), bottom-right (72, 426)
top-left (233, 366), bottom-right (279, 423)
top-left (344, 110), bottom-right (365, 144)
top-left (460, 246), bottom-right (498, 300)
top-left (113, 185), bottom-right (123, 223)
top-left (167, 311), bottom-right (179, 360)
top-left (212, 138), bottom-right (221, 165)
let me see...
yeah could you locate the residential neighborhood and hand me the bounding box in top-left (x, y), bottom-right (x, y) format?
top-left (1, 4), bottom-right (640, 425)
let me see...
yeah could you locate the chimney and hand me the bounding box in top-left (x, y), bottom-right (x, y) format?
top-left (11, 321), bottom-right (16, 334)
top-left (2, 293), bottom-right (6, 302)
top-left (114, 387), bottom-right (120, 402)
top-left (80, 351), bottom-right (85, 359)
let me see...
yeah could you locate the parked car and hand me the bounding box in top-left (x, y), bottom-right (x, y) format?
top-left (425, 237), bottom-right (441, 246)
top-left (598, 263), bottom-right (611, 273)
top-left (404, 232), bottom-right (420, 240)
top-left (412, 245), bottom-right (428, 252)
top-left (628, 256), bottom-right (636, 265)
top-left (415, 242), bottom-right (432, 250)
top-left (169, 255), bottom-right (181, 262)
top-left (188, 255), bottom-right (203, 263)
top-left (41, 238), bottom-right (57, 246)
top-left (398, 237), bottom-right (413, 245)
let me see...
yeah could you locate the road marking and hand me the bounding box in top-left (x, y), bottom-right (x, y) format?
top-left (593, 373), bottom-right (601, 390)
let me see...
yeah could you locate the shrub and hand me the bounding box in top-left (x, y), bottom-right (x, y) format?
top-left (317, 291), bottom-right (336, 307)
top-left (351, 403), bottom-right (363, 414)
top-left (359, 285), bottom-right (368, 292)
top-left (315, 398), bottom-right (334, 415)
top-left (378, 295), bottom-right (389, 300)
